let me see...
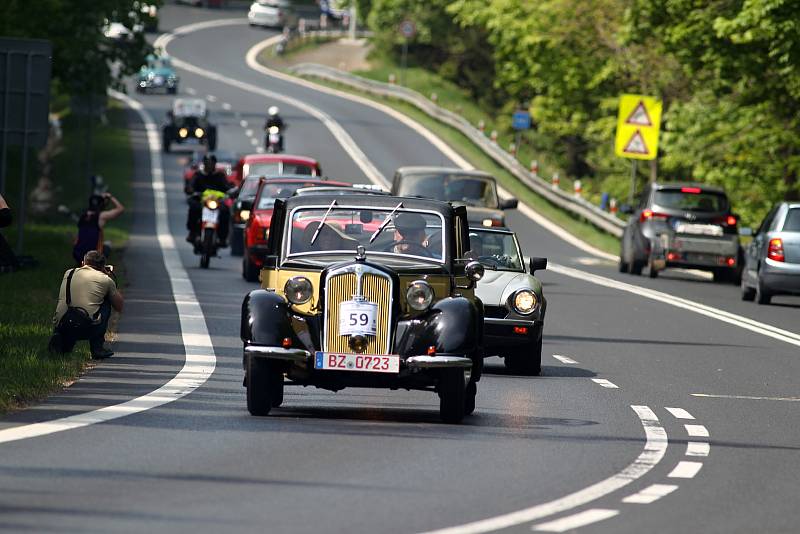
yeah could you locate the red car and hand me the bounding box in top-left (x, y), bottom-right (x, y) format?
top-left (231, 154), bottom-right (322, 187)
top-left (243, 177), bottom-right (348, 281)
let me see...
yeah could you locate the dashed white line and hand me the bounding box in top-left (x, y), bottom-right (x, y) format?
top-left (256, 146), bottom-right (265, 154)
top-left (668, 461), bottom-right (703, 479)
top-left (686, 442), bottom-right (710, 457)
top-left (685, 424), bottom-right (709, 437)
top-left (622, 484), bottom-right (678, 504)
top-left (206, 94), bottom-right (217, 102)
top-left (591, 378), bottom-right (619, 389)
top-left (250, 137), bottom-right (259, 146)
top-left (552, 354), bottom-right (578, 365)
top-left (665, 407), bottom-right (695, 420)
top-left (240, 119), bottom-right (248, 128)
top-left (186, 87), bottom-right (197, 95)
top-left (222, 102), bottom-right (232, 110)
top-left (245, 128), bottom-right (254, 137)
top-left (532, 509), bottom-right (619, 532)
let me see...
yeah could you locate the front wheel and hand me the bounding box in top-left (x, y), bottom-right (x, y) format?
top-left (246, 356), bottom-right (283, 416)
top-left (200, 227), bottom-right (214, 269)
top-left (438, 369), bottom-right (466, 424)
top-left (162, 136), bottom-right (170, 153)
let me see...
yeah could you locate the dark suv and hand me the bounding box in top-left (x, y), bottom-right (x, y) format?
top-left (620, 182), bottom-right (741, 282)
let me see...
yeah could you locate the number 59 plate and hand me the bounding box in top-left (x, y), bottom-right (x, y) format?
top-left (339, 300), bottom-right (378, 336)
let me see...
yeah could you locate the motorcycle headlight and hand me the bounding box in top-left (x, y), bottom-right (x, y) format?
top-left (205, 199), bottom-right (218, 210)
top-left (195, 127), bottom-right (204, 137)
top-left (268, 126), bottom-right (280, 134)
top-left (511, 289), bottom-right (537, 315)
top-left (406, 280), bottom-right (434, 311)
top-left (178, 128), bottom-right (188, 138)
top-left (239, 209), bottom-right (250, 221)
top-left (285, 276), bottom-right (313, 304)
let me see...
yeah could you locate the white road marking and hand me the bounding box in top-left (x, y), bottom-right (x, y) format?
top-left (222, 102), bottom-right (232, 110)
top-left (665, 407), bottom-right (695, 420)
top-left (591, 378), bottom-right (619, 389)
top-left (240, 119), bottom-right (248, 128)
top-left (532, 509), bottom-right (619, 532)
top-left (186, 87), bottom-right (196, 95)
top-left (552, 354), bottom-right (578, 364)
top-left (622, 484), bottom-right (678, 504)
top-left (245, 128), bottom-right (254, 137)
top-left (692, 393), bottom-right (800, 402)
top-left (420, 406), bottom-right (667, 534)
top-left (256, 146), bottom-right (265, 154)
top-left (250, 137), bottom-right (259, 146)
top-left (668, 461), bottom-right (703, 479)
top-left (0, 90), bottom-right (217, 446)
top-left (686, 442), bottom-right (710, 457)
top-left (685, 424), bottom-right (709, 437)
top-left (575, 257), bottom-right (615, 266)
top-left (206, 94), bottom-right (217, 102)
top-left (548, 262), bottom-right (800, 349)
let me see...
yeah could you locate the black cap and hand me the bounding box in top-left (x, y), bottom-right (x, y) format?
top-left (394, 212), bottom-right (426, 233)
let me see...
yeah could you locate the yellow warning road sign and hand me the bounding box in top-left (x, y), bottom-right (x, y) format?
top-left (615, 94), bottom-right (662, 160)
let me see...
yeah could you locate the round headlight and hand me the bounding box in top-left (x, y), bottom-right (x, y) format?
top-left (285, 276), bottom-right (313, 304)
top-left (195, 127), bottom-right (204, 137)
top-left (239, 209), bottom-right (250, 221)
top-left (205, 199), bottom-right (218, 210)
top-left (406, 280), bottom-right (434, 311)
top-left (178, 127), bottom-right (188, 138)
top-left (512, 289), bottom-right (537, 315)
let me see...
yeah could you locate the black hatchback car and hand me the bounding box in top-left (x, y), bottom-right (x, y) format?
top-left (620, 182), bottom-right (742, 282)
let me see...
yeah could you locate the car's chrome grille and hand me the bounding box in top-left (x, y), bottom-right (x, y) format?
top-left (324, 271), bottom-right (392, 354)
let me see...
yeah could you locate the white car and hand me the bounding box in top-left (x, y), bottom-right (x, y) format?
top-left (248, 0), bottom-right (297, 28)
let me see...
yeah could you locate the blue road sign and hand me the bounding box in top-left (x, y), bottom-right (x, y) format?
top-left (512, 111), bottom-right (531, 131)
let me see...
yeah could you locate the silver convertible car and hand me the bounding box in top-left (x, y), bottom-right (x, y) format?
top-left (470, 227), bottom-right (547, 375)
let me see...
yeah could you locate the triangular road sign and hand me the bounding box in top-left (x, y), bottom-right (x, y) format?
top-left (623, 129), bottom-right (649, 155)
top-left (625, 101), bottom-right (652, 127)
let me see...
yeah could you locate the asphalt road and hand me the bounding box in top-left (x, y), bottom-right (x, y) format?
top-left (1, 5), bottom-right (799, 533)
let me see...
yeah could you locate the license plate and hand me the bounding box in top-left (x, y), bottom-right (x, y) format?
top-left (202, 207), bottom-right (219, 224)
top-left (339, 300), bottom-right (378, 336)
top-left (315, 352), bottom-right (399, 373)
top-left (674, 222), bottom-right (723, 237)
top-left (269, 133), bottom-right (280, 143)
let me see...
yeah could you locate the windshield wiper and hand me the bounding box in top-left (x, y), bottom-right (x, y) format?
top-left (310, 199), bottom-right (337, 245)
top-left (369, 202), bottom-right (403, 243)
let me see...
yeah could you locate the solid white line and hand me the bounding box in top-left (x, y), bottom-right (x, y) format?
top-left (685, 424), bottom-right (709, 437)
top-left (668, 461), bottom-right (703, 479)
top-left (692, 393), bottom-right (800, 402)
top-left (591, 378), bottom-right (619, 389)
top-left (665, 407), bottom-right (695, 420)
top-left (419, 406), bottom-right (667, 534)
top-left (686, 442), bottom-right (710, 457)
top-left (622, 484), bottom-right (678, 504)
top-left (206, 94), bottom-right (217, 102)
top-left (532, 509), bottom-right (619, 532)
top-left (240, 119), bottom-right (248, 128)
top-left (0, 91), bottom-right (216, 446)
top-left (547, 262), bottom-right (800, 349)
top-left (552, 354), bottom-right (578, 365)
top-left (222, 102), bottom-right (232, 110)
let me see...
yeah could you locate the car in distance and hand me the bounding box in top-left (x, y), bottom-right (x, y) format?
top-left (231, 153), bottom-right (322, 187)
top-left (242, 176), bottom-right (350, 281)
top-left (247, 0), bottom-right (298, 28)
top-left (620, 182), bottom-right (741, 282)
top-left (741, 202), bottom-right (800, 304)
top-left (137, 53), bottom-right (177, 94)
top-left (162, 99), bottom-right (216, 152)
top-left (470, 227), bottom-right (547, 375)
top-left (391, 166), bottom-right (517, 227)
top-left (240, 193), bottom-right (486, 423)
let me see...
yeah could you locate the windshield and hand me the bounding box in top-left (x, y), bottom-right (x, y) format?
top-left (287, 206), bottom-right (445, 262)
top-left (240, 177), bottom-right (261, 198)
top-left (397, 173), bottom-right (498, 208)
top-left (257, 182), bottom-right (320, 209)
top-left (469, 230), bottom-right (523, 271)
top-left (654, 190), bottom-right (729, 212)
top-left (245, 162), bottom-right (315, 177)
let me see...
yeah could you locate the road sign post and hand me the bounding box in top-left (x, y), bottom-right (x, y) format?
top-left (511, 110), bottom-right (531, 161)
top-left (398, 20), bottom-right (416, 86)
top-left (614, 94), bottom-right (662, 207)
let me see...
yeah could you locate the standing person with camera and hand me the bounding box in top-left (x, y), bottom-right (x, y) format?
top-left (0, 192), bottom-right (19, 272)
top-left (49, 250), bottom-right (124, 359)
top-left (72, 192), bottom-right (125, 264)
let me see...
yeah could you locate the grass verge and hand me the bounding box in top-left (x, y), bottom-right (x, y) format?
top-left (0, 101), bottom-right (133, 413)
top-left (295, 74), bottom-right (620, 255)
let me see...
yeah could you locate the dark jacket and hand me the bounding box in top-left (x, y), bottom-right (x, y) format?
top-left (264, 115), bottom-right (285, 131)
top-left (190, 170), bottom-right (229, 194)
top-left (0, 208), bottom-right (11, 228)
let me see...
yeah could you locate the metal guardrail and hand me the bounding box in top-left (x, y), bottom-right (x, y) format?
top-left (286, 62), bottom-right (626, 237)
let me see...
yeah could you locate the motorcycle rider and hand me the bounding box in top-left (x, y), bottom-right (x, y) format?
top-left (186, 154), bottom-right (230, 246)
top-left (264, 106), bottom-right (285, 151)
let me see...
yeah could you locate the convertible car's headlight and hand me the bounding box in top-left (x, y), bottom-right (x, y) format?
top-left (285, 276), bottom-right (313, 304)
top-left (406, 280), bottom-right (434, 311)
top-left (512, 289), bottom-right (537, 315)
top-left (194, 127), bottom-right (204, 138)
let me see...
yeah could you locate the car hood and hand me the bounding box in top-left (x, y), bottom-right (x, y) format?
top-left (475, 270), bottom-right (541, 307)
top-left (458, 205), bottom-right (504, 224)
top-left (141, 67), bottom-right (175, 78)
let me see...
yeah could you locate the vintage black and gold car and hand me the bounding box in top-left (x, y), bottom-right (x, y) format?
top-left (240, 194), bottom-right (486, 423)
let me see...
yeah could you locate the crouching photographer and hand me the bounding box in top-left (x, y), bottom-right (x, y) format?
top-left (49, 250), bottom-right (124, 359)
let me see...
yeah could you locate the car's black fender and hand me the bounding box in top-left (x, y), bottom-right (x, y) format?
top-left (394, 296), bottom-right (482, 357)
top-left (240, 289), bottom-right (292, 345)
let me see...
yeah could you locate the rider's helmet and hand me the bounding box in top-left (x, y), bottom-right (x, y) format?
top-left (202, 154), bottom-right (217, 170)
top-left (268, 106), bottom-right (279, 116)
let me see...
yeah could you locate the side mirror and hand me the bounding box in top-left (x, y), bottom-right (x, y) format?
top-left (529, 257), bottom-right (548, 273)
top-left (465, 260), bottom-right (485, 282)
top-left (739, 227), bottom-right (753, 237)
top-left (619, 204), bottom-right (634, 215)
top-left (499, 198), bottom-right (518, 210)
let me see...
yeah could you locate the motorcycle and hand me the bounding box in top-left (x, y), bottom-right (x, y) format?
top-left (193, 189), bottom-right (226, 269)
top-left (265, 125), bottom-right (283, 153)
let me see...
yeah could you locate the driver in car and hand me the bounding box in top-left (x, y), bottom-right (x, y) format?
top-left (392, 213), bottom-right (429, 254)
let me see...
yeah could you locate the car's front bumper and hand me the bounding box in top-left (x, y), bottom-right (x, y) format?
top-left (245, 344), bottom-right (472, 369)
top-left (484, 317), bottom-right (543, 351)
